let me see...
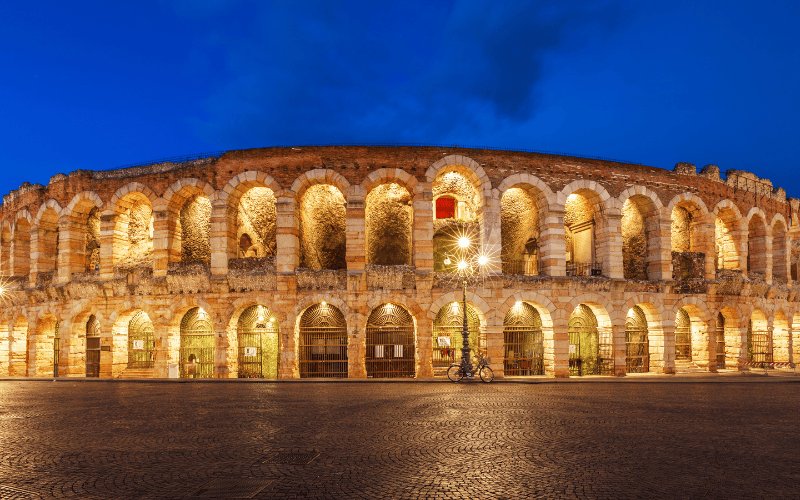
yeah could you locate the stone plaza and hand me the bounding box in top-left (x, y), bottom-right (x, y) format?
top-left (1, 378), bottom-right (798, 499)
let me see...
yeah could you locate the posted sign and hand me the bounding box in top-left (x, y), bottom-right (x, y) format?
top-left (437, 336), bottom-right (451, 347)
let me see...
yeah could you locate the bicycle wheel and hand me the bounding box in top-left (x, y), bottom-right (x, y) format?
top-left (447, 364), bottom-right (464, 382)
top-left (479, 366), bottom-right (494, 383)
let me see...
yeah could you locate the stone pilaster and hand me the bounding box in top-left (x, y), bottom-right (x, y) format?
top-left (275, 198), bottom-right (299, 273)
top-left (209, 199), bottom-right (228, 277)
top-left (345, 197), bottom-right (366, 271)
top-left (412, 185), bottom-right (433, 272)
top-left (484, 324), bottom-right (504, 379)
top-left (99, 213), bottom-right (115, 279)
top-left (540, 207), bottom-right (566, 277)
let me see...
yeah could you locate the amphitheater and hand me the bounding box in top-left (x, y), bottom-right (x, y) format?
top-left (0, 145), bottom-right (797, 379)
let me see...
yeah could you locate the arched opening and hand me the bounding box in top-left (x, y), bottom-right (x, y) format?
top-left (236, 187), bottom-right (277, 258)
top-left (773, 311), bottom-right (790, 363)
top-left (30, 314), bottom-right (57, 377)
top-left (716, 312), bottom-right (726, 369)
top-left (298, 302), bottom-right (348, 378)
top-left (772, 220), bottom-right (789, 283)
top-left (675, 308), bottom-right (693, 361)
top-left (671, 204), bottom-right (707, 280)
top-left (299, 185), bottom-right (346, 270)
top-left (61, 199), bottom-right (102, 277)
top-left (85, 207), bottom-right (101, 272)
top-left (432, 301), bottom-right (482, 374)
top-left (626, 306), bottom-right (649, 373)
top-left (365, 183), bottom-right (413, 266)
top-left (433, 168), bottom-right (482, 272)
top-left (568, 304), bottom-right (612, 375)
top-left (179, 195), bottom-right (211, 264)
top-left (748, 310), bottom-right (771, 363)
top-left (1, 226), bottom-right (11, 275)
top-left (564, 191), bottom-right (601, 276)
top-left (12, 217), bottom-right (31, 278)
top-left (622, 196), bottom-right (656, 280)
top-left (503, 302), bottom-right (543, 376)
top-left (128, 311), bottom-right (155, 370)
top-left (179, 307), bottom-right (214, 378)
top-left (715, 208), bottom-right (740, 271)
top-left (432, 223), bottom-right (479, 273)
top-left (113, 193), bottom-right (154, 270)
top-left (33, 208), bottom-right (58, 280)
top-left (365, 303), bottom-right (415, 378)
top-left (747, 214), bottom-right (768, 277)
top-left (9, 316), bottom-right (27, 376)
top-left (501, 187), bottom-right (541, 276)
top-left (237, 305), bottom-right (279, 379)
top-left (85, 315), bottom-right (101, 377)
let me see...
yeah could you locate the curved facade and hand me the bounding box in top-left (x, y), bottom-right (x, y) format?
top-left (0, 146), bottom-right (798, 379)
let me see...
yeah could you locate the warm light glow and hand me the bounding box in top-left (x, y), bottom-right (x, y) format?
top-left (270, 317), bottom-right (275, 322)
top-left (444, 257), bottom-right (451, 265)
top-left (458, 237), bottom-right (470, 248)
top-left (478, 255), bottom-right (488, 266)
top-left (458, 261), bottom-right (468, 270)
top-left (515, 301), bottom-right (522, 307)
top-left (321, 301), bottom-right (326, 306)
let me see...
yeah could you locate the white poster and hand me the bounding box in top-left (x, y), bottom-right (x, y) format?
top-left (244, 347), bottom-right (258, 357)
top-left (437, 336), bottom-right (451, 347)
top-left (132, 340), bottom-right (144, 350)
top-left (394, 344), bottom-right (403, 358)
top-left (374, 345), bottom-right (385, 358)
top-left (569, 344), bottom-right (576, 354)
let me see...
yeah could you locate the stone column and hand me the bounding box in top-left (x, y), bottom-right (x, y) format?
top-left (348, 315), bottom-right (367, 379)
top-left (482, 190), bottom-right (501, 262)
top-left (552, 320), bottom-right (569, 377)
top-left (764, 236), bottom-right (773, 283)
top-left (27, 228), bottom-right (41, 286)
top-left (151, 209), bottom-right (172, 278)
top-left (694, 217), bottom-right (716, 279)
top-left (540, 206), bottom-right (566, 277)
top-left (412, 184), bottom-right (433, 272)
top-left (345, 196), bottom-right (366, 271)
top-left (99, 213), bottom-right (115, 280)
top-left (57, 219), bottom-right (85, 283)
top-left (484, 324), bottom-right (504, 379)
top-left (278, 314), bottom-right (299, 379)
top-left (209, 199), bottom-right (229, 277)
top-left (662, 318), bottom-right (676, 374)
top-left (612, 323), bottom-right (627, 376)
top-left (599, 209), bottom-right (623, 279)
top-left (415, 319), bottom-right (433, 378)
top-left (733, 323), bottom-right (747, 371)
top-left (214, 325), bottom-right (232, 378)
top-left (647, 214), bottom-right (673, 280)
top-left (275, 198), bottom-right (299, 273)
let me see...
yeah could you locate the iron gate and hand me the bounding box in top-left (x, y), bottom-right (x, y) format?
top-left (503, 302), bottom-right (544, 376)
top-left (675, 308), bottom-right (693, 361)
top-left (716, 313), bottom-right (726, 369)
top-left (180, 307), bottom-right (215, 378)
top-left (128, 311), bottom-right (154, 369)
top-left (237, 305), bottom-right (280, 379)
top-left (568, 304), bottom-right (613, 376)
top-left (365, 303), bottom-right (415, 378)
top-left (85, 315), bottom-right (100, 378)
top-left (625, 306), bottom-right (649, 373)
top-left (53, 321), bottom-right (59, 377)
top-left (432, 302), bottom-right (481, 374)
top-left (747, 320), bottom-right (772, 363)
top-left (299, 303), bottom-right (348, 378)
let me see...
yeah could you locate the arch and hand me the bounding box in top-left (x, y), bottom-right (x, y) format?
top-left (625, 305), bottom-right (650, 373)
top-left (426, 154), bottom-right (492, 198)
top-left (713, 200), bottom-right (745, 271)
top-left (161, 178), bottom-right (216, 212)
top-left (109, 306), bottom-right (156, 378)
top-left (666, 192), bottom-right (710, 217)
top-left (431, 300), bottom-right (484, 373)
top-left (219, 171), bottom-right (283, 205)
top-left (500, 180), bottom-right (549, 276)
top-left (179, 306), bottom-right (215, 378)
top-left (771, 216), bottom-right (790, 282)
top-left (290, 169), bottom-right (352, 202)
top-left (748, 308), bottom-right (772, 363)
top-left (297, 301), bottom-right (348, 378)
top-left (618, 187), bottom-right (664, 280)
top-left (236, 304), bottom-right (280, 379)
top-left (502, 301), bottom-right (545, 376)
top-left (560, 181), bottom-right (617, 278)
top-left (28, 313), bottom-right (59, 377)
top-left (31, 204), bottom-right (59, 279)
top-left (496, 173), bottom-right (554, 199)
top-left (365, 302), bottom-right (415, 378)
top-left (108, 182), bottom-right (158, 214)
top-left (9, 315), bottom-right (28, 376)
top-left (365, 181), bottom-right (413, 265)
top-left (110, 189), bottom-right (155, 269)
top-left (160, 179), bottom-right (215, 265)
top-left (360, 168), bottom-right (419, 199)
top-left (428, 291), bottom-right (492, 322)
top-left (297, 182), bottom-right (347, 269)
top-left (715, 305), bottom-right (742, 370)
top-left (12, 210), bottom-right (33, 278)
top-left (746, 209), bottom-right (769, 276)
top-left (33, 200), bottom-right (63, 226)
top-left (773, 309), bottom-right (790, 363)
top-left (673, 298), bottom-right (711, 370)
top-left (61, 191), bottom-right (104, 276)
top-left (63, 191), bottom-right (104, 218)
top-left (567, 303), bottom-right (612, 376)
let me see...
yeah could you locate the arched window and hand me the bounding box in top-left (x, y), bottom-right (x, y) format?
top-left (503, 302), bottom-right (543, 376)
top-left (237, 305), bottom-right (279, 379)
top-left (365, 303), bottom-right (415, 378)
top-left (298, 303), bottom-right (348, 378)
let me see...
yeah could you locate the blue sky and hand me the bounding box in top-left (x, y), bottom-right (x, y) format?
top-left (1, 1), bottom-right (798, 197)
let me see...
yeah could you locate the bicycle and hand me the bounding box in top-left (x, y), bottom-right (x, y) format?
top-left (447, 352), bottom-right (494, 382)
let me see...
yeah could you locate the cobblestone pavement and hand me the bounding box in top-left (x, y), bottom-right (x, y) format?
top-left (1, 380), bottom-right (799, 499)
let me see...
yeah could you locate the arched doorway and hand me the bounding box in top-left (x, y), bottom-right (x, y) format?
top-left (432, 302), bottom-right (481, 374)
top-left (568, 304), bottom-right (598, 376)
top-left (298, 303), bottom-right (348, 378)
top-left (365, 303), bottom-right (415, 378)
top-left (237, 305), bottom-right (279, 379)
top-left (128, 311), bottom-right (154, 369)
top-left (716, 312), bottom-right (726, 369)
top-left (626, 306), bottom-right (649, 373)
top-left (675, 308), bottom-right (692, 361)
top-left (179, 307), bottom-right (214, 378)
top-left (85, 315), bottom-right (100, 378)
top-left (503, 302), bottom-right (543, 376)
top-left (747, 312), bottom-right (772, 364)
top-left (53, 321), bottom-right (60, 377)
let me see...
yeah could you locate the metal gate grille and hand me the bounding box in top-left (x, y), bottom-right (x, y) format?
top-left (747, 320), bottom-right (772, 363)
top-left (85, 315), bottom-right (100, 378)
top-left (568, 304), bottom-right (612, 376)
top-left (299, 303), bottom-right (348, 378)
top-left (625, 306), bottom-right (649, 373)
top-left (675, 308), bottom-right (692, 361)
top-left (503, 302), bottom-right (543, 376)
top-left (128, 311), bottom-right (154, 369)
top-left (716, 313), bottom-right (726, 369)
top-left (53, 321), bottom-right (59, 377)
top-left (237, 305), bottom-right (280, 379)
top-left (365, 303), bottom-right (415, 378)
top-left (432, 302), bottom-right (481, 374)
top-left (180, 307), bottom-right (215, 378)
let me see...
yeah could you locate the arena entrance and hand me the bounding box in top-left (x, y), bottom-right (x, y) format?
top-left (625, 306), bottom-right (649, 373)
top-left (503, 302), bottom-right (544, 376)
top-left (299, 303), bottom-right (348, 378)
top-left (716, 313), bottom-right (726, 369)
top-left (179, 307), bottom-right (214, 378)
top-left (365, 303), bottom-right (415, 378)
top-left (85, 315), bottom-right (101, 378)
top-left (675, 308), bottom-right (692, 361)
top-left (237, 305), bottom-right (279, 379)
top-left (127, 311), bottom-right (154, 369)
top-left (432, 302), bottom-right (481, 375)
top-left (568, 304), bottom-right (613, 376)
top-left (747, 319), bottom-right (772, 363)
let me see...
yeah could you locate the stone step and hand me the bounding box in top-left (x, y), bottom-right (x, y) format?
top-left (674, 359), bottom-right (705, 373)
top-left (119, 368), bottom-right (154, 379)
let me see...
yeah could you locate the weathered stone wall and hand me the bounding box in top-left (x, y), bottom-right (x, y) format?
top-left (237, 187), bottom-right (276, 258)
top-left (622, 199), bottom-right (647, 280)
top-left (180, 195), bottom-right (211, 263)
top-left (501, 187), bottom-right (538, 262)
top-left (299, 184), bottom-right (346, 270)
top-left (671, 206), bottom-right (691, 252)
top-left (85, 207), bottom-right (100, 272)
top-left (432, 171), bottom-right (478, 220)
top-left (365, 183), bottom-right (412, 265)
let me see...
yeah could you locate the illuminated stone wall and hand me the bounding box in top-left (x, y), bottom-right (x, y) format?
top-left (501, 187), bottom-right (538, 263)
top-left (237, 187), bottom-right (277, 258)
top-left (180, 195), bottom-right (211, 263)
top-left (299, 184), bottom-right (346, 270)
top-left (365, 183), bottom-right (412, 265)
top-left (85, 207), bottom-right (101, 272)
top-left (671, 206), bottom-right (691, 252)
top-left (622, 199), bottom-right (647, 280)
top-left (432, 171), bottom-right (478, 220)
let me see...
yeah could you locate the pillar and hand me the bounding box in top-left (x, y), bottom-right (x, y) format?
top-left (540, 206), bottom-right (566, 277)
top-left (412, 184), bottom-right (433, 272)
top-left (209, 198), bottom-right (228, 276)
top-left (345, 196), bottom-right (366, 271)
top-left (275, 198), bottom-right (299, 273)
top-left (99, 213), bottom-right (115, 279)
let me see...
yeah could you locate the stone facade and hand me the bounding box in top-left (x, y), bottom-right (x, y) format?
top-left (0, 146), bottom-right (798, 379)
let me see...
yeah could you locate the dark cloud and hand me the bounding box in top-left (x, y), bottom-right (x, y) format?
top-left (187, 0), bottom-right (630, 146)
